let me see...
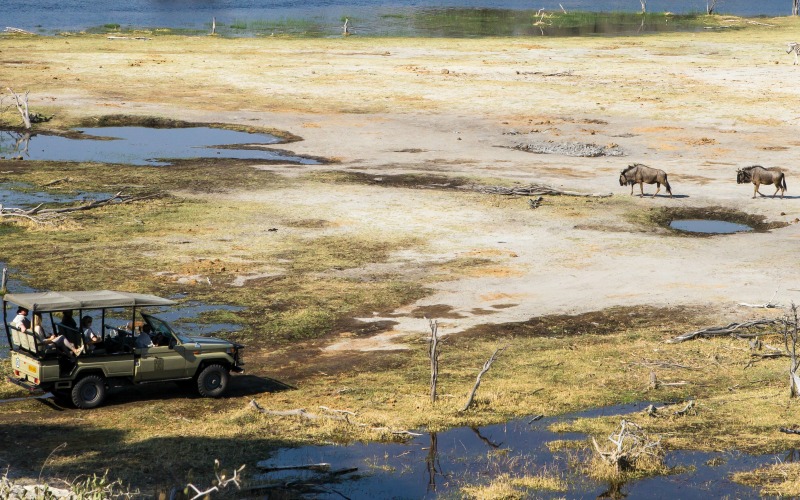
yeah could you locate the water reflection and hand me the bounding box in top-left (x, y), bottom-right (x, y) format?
top-left (0, 127), bottom-right (319, 166)
top-left (253, 403), bottom-right (769, 498)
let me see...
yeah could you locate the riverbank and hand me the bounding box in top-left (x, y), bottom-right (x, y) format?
top-left (2, 18), bottom-right (800, 495)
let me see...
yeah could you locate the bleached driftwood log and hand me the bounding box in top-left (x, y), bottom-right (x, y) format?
top-left (0, 192), bottom-right (159, 224)
top-left (665, 319), bottom-right (779, 344)
top-left (476, 183), bottom-right (612, 198)
top-left (248, 399), bottom-right (422, 436)
top-left (255, 463), bottom-right (331, 472)
top-left (4, 27), bottom-right (35, 35)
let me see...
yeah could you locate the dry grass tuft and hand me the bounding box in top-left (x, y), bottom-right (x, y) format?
top-left (733, 461), bottom-right (800, 496)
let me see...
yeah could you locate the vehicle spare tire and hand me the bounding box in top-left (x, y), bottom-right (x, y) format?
top-left (71, 375), bottom-right (107, 409)
top-left (196, 364), bottom-right (230, 398)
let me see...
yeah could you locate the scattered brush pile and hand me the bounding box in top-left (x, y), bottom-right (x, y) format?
top-left (0, 471), bottom-right (135, 500)
top-left (514, 140), bottom-right (625, 157)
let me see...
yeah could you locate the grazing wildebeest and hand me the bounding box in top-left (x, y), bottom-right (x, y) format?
top-left (619, 163), bottom-right (672, 198)
top-left (736, 165), bottom-right (787, 199)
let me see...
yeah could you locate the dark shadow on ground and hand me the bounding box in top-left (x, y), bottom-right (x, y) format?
top-left (90, 374), bottom-right (294, 408)
top-left (0, 423), bottom-right (290, 496)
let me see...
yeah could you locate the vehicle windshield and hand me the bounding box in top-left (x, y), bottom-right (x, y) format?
top-left (142, 313), bottom-right (189, 344)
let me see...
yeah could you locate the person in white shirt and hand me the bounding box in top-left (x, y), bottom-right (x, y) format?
top-left (11, 307), bottom-right (30, 331)
top-left (81, 316), bottom-right (101, 351)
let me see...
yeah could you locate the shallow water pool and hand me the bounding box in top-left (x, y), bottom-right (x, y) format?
top-left (250, 402), bottom-right (769, 498)
top-left (670, 219), bottom-right (753, 234)
top-left (0, 127), bottom-right (319, 166)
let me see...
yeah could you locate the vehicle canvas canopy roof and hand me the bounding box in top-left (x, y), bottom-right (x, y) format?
top-left (3, 290), bottom-right (176, 312)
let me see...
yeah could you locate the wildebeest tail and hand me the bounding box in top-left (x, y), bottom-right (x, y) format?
top-left (782, 174), bottom-right (788, 192)
top-left (664, 174), bottom-right (672, 195)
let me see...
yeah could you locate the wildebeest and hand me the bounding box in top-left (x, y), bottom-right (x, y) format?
top-left (788, 42), bottom-right (800, 65)
top-left (619, 163), bottom-right (672, 198)
top-left (736, 165), bottom-right (787, 199)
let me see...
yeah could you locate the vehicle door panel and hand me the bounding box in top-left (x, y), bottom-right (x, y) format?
top-left (135, 345), bottom-right (187, 381)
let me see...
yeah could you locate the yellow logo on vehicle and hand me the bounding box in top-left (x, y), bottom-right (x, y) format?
top-left (28, 364), bottom-right (38, 375)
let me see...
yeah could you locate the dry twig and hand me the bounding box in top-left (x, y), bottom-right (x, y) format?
top-left (186, 460), bottom-right (245, 500)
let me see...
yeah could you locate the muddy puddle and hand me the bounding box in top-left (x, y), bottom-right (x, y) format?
top-left (670, 219), bottom-right (753, 234)
top-left (648, 207), bottom-right (787, 236)
top-left (0, 127), bottom-right (319, 166)
top-left (250, 402), bottom-right (769, 498)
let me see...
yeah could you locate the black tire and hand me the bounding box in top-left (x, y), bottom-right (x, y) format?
top-left (71, 375), bottom-right (106, 409)
top-left (196, 364), bottom-right (229, 398)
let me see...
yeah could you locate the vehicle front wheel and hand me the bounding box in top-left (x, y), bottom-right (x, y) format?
top-left (196, 364), bottom-right (229, 398)
top-left (71, 375), bottom-right (106, 409)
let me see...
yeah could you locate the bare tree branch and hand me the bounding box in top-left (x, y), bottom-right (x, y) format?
top-left (6, 88), bottom-right (31, 129)
top-left (460, 346), bottom-right (506, 412)
top-left (428, 318), bottom-right (442, 403)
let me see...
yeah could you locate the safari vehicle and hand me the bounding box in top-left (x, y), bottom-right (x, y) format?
top-left (4, 290), bottom-right (244, 409)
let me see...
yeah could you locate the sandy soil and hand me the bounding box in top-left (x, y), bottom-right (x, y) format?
top-left (5, 27), bottom-right (800, 350)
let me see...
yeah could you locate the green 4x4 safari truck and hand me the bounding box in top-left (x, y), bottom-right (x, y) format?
top-left (4, 290), bottom-right (244, 408)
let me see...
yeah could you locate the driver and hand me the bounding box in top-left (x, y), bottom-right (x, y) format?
top-left (152, 331), bottom-right (169, 347)
top-left (135, 324), bottom-right (154, 348)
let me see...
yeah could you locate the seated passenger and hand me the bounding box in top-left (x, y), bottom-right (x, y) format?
top-left (11, 307), bottom-right (30, 331)
top-left (32, 313), bottom-right (82, 357)
top-left (135, 324), bottom-right (154, 349)
top-left (81, 316), bottom-right (102, 352)
top-left (57, 310), bottom-right (78, 336)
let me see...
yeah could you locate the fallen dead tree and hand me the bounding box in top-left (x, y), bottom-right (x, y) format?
top-left (475, 183), bottom-right (612, 198)
top-left (248, 399), bottom-right (422, 436)
top-left (664, 319), bottom-right (779, 344)
top-left (645, 400), bottom-right (696, 417)
top-left (4, 27), bottom-right (35, 35)
top-left (247, 463), bottom-right (358, 497)
top-left (0, 191), bottom-right (160, 224)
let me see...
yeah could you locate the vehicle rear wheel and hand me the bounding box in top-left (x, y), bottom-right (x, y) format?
top-left (71, 375), bottom-right (106, 409)
top-left (196, 364), bottom-right (229, 398)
